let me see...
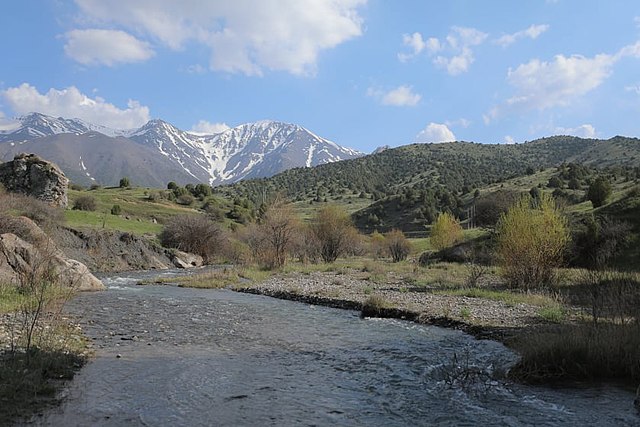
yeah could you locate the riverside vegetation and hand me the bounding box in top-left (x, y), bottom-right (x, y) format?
top-left (2, 142), bottom-right (640, 422)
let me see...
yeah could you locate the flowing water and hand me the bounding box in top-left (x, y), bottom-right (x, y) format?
top-left (31, 269), bottom-right (639, 426)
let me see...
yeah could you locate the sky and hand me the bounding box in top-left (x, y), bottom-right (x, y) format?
top-left (1, 0), bottom-right (640, 153)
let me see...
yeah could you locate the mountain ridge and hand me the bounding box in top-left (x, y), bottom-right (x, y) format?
top-left (0, 113), bottom-right (364, 187)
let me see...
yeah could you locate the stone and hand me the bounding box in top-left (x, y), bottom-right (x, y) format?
top-left (0, 153), bottom-right (69, 208)
top-left (170, 250), bottom-right (204, 269)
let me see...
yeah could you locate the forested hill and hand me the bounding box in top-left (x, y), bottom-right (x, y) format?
top-left (214, 135), bottom-right (640, 204)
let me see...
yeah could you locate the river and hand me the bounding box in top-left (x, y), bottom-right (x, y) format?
top-left (30, 269), bottom-right (639, 426)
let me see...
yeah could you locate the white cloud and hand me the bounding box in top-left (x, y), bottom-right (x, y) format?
top-left (415, 123), bottom-right (456, 143)
top-left (72, 0), bottom-right (366, 76)
top-left (495, 24), bottom-right (549, 47)
top-left (625, 84), bottom-right (640, 94)
top-left (505, 53), bottom-right (615, 111)
top-left (554, 124), bottom-right (597, 138)
top-left (367, 85), bottom-right (421, 107)
top-left (64, 29), bottom-right (154, 66)
top-left (189, 120), bottom-right (231, 135)
top-left (504, 135), bottom-right (516, 144)
top-left (635, 16), bottom-right (640, 27)
top-left (407, 26), bottom-right (487, 75)
top-left (2, 83), bottom-right (150, 129)
top-left (445, 118), bottom-right (471, 128)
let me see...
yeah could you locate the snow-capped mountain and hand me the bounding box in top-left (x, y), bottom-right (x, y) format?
top-left (0, 113), bottom-right (364, 187)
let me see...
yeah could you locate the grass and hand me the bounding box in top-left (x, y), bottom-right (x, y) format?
top-left (433, 287), bottom-right (560, 307)
top-left (138, 266), bottom-right (274, 289)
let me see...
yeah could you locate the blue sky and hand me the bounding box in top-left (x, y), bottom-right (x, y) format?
top-left (1, 0), bottom-right (640, 152)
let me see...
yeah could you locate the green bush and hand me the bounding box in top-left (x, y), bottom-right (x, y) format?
top-left (110, 204), bottom-right (122, 215)
top-left (72, 195), bottom-right (97, 211)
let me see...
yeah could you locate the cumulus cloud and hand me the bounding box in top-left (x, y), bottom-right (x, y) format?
top-left (71, 0), bottom-right (366, 76)
top-left (400, 26), bottom-right (487, 75)
top-left (2, 83), bottom-right (150, 129)
top-left (554, 124), bottom-right (597, 138)
top-left (190, 120), bottom-right (231, 135)
top-left (495, 24), bottom-right (549, 47)
top-left (367, 85), bottom-right (421, 107)
top-left (504, 135), bottom-right (516, 144)
top-left (415, 123), bottom-right (456, 143)
top-left (398, 32), bottom-right (440, 61)
top-left (64, 29), bottom-right (155, 66)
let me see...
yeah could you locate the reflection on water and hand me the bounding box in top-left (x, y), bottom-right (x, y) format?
top-left (31, 269), bottom-right (639, 426)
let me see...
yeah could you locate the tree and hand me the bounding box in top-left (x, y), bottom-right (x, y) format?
top-left (384, 229), bottom-right (412, 262)
top-left (495, 193), bottom-right (569, 290)
top-left (256, 200), bottom-right (299, 269)
top-left (430, 212), bottom-right (463, 251)
top-left (119, 177), bottom-right (130, 188)
top-left (310, 205), bottom-right (356, 263)
top-left (586, 177), bottom-right (612, 208)
top-left (167, 181), bottom-right (178, 190)
top-left (474, 190), bottom-right (519, 228)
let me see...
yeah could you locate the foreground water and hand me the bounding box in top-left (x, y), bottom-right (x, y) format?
top-left (33, 269), bottom-right (638, 426)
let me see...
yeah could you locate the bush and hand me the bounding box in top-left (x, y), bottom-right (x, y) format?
top-left (119, 177), bottom-right (130, 188)
top-left (430, 212), bottom-right (463, 251)
top-left (310, 205), bottom-right (357, 263)
top-left (72, 195), bottom-right (97, 211)
top-left (110, 204), bottom-right (122, 215)
top-left (176, 193), bottom-right (195, 206)
top-left (254, 201), bottom-right (299, 269)
top-left (3, 194), bottom-right (65, 232)
top-left (495, 193), bottom-right (569, 290)
top-left (473, 190), bottom-right (519, 227)
top-left (586, 176), bottom-right (612, 208)
top-left (159, 215), bottom-right (225, 263)
top-left (384, 229), bottom-right (411, 262)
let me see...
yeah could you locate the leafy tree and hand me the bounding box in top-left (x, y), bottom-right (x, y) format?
top-left (586, 177), bottom-right (612, 208)
top-left (430, 212), bottom-right (463, 251)
top-left (474, 190), bottom-right (519, 228)
top-left (547, 176), bottom-right (563, 188)
top-left (495, 193), bottom-right (569, 290)
top-left (167, 181), bottom-right (178, 190)
top-left (310, 205), bottom-right (356, 263)
top-left (119, 177), bottom-right (130, 188)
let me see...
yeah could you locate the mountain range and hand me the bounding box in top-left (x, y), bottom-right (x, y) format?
top-left (0, 113), bottom-right (363, 188)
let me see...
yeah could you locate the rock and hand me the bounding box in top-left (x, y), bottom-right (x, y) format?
top-left (170, 250), bottom-right (204, 269)
top-left (0, 231), bottom-right (105, 292)
top-left (0, 153), bottom-right (69, 208)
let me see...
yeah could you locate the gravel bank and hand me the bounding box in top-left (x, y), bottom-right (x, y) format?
top-left (237, 270), bottom-right (548, 343)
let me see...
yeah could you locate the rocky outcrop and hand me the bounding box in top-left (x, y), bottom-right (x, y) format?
top-left (0, 153), bottom-right (69, 208)
top-left (54, 228), bottom-right (173, 272)
top-left (0, 232), bottom-right (104, 291)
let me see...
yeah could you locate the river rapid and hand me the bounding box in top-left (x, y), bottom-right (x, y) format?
top-left (30, 269), bottom-right (639, 426)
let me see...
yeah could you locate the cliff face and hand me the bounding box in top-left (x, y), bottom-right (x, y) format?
top-left (0, 154), bottom-right (69, 208)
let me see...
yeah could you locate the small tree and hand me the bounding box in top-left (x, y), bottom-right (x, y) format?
top-left (256, 200), bottom-right (299, 269)
top-left (496, 193), bottom-right (569, 290)
top-left (110, 204), bottom-right (121, 215)
top-left (310, 205), bottom-right (356, 263)
top-left (430, 212), bottom-right (463, 251)
top-left (119, 177), bottom-right (130, 188)
top-left (384, 229), bottom-right (412, 262)
top-left (586, 177), bottom-right (612, 208)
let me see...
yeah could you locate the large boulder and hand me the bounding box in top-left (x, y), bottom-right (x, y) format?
top-left (0, 232), bottom-right (104, 292)
top-left (0, 153), bottom-right (69, 208)
top-left (170, 250), bottom-right (204, 269)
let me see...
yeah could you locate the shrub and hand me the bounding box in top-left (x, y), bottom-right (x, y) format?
top-left (369, 230), bottom-right (386, 259)
top-left (119, 177), bottom-right (130, 188)
top-left (69, 183), bottom-right (84, 191)
top-left (473, 190), bottom-right (519, 227)
top-left (586, 176), bottom-right (612, 208)
top-left (72, 195), bottom-right (97, 211)
top-left (495, 193), bottom-right (569, 290)
top-left (159, 215), bottom-right (224, 263)
top-left (110, 204), bottom-right (122, 215)
top-left (176, 193), bottom-right (195, 206)
top-left (3, 194), bottom-right (65, 232)
top-left (430, 212), bottom-right (463, 251)
top-left (384, 229), bottom-right (411, 262)
top-left (310, 205), bottom-right (358, 263)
